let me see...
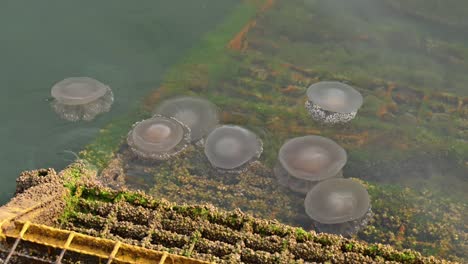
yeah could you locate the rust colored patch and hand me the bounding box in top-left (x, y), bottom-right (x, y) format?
top-left (228, 20), bottom-right (257, 51)
top-left (422, 94), bottom-right (431, 102)
top-left (288, 124), bottom-right (322, 135)
top-left (355, 34), bottom-right (370, 41)
top-left (396, 224), bottom-right (406, 242)
top-left (385, 82), bottom-right (396, 98)
top-left (281, 85), bottom-right (302, 94)
top-left (377, 102), bottom-right (398, 119)
top-left (270, 70), bottom-right (280, 77)
top-left (142, 86), bottom-right (168, 112)
top-left (281, 63), bottom-right (316, 77)
top-left (335, 131), bottom-right (369, 147)
top-left (228, 0), bottom-right (275, 51)
top-left (377, 105), bottom-right (389, 119)
top-left (456, 99), bottom-right (464, 112)
top-left (260, 0), bottom-right (274, 12)
top-left (393, 142), bottom-right (410, 150)
top-left (220, 111), bottom-right (250, 124)
top-left (291, 73), bottom-right (303, 82)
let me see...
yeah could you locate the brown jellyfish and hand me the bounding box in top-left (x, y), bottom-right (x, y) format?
top-left (274, 135), bottom-right (346, 194)
top-left (127, 115), bottom-right (191, 160)
top-left (305, 81), bottom-right (363, 124)
top-left (50, 77), bottom-right (114, 121)
top-left (204, 125), bottom-right (263, 173)
top-left (153, 96), bottom-right (219, 143)
top-left (304, 178), bottom-right (372, 236)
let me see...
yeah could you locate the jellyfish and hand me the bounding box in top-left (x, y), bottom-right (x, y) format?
top-left (153, 96), bottom-right (219, 143)
top-left (304, 178), bottom-right (372, 236)
top-left (274, 135), bottom-right (346, 194)
top-left (305, 81), bottom-right (363, 124)
top-left (127, 115), bottom-right (191, 160)
top-left (204, 125), bottom-right (263, 173)
top-left (50, 77), bottom-right (114, 121)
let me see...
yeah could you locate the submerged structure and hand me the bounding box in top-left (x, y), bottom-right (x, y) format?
top-left (50, 77), bottom-right (114, 121)
top-left (1, 0), bottom-right (466, 263)
top-left (0, 164), bottom-right (456, 264)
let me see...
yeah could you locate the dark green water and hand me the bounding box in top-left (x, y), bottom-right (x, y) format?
top-left (0, 0), bottom-right (238, 205)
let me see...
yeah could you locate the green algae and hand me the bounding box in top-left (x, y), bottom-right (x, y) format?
top-left (69, 0), bottom-right (468, 261)
top-left (260, 0), bottom-right (468, 95)
top-left (358, 179), bottom-right (467, 261)
top-left (79, 111), bottom-right (149, 171)
top-left (79, 1), bottom-right (258, 170)
top-left (146, 147), bottom-right (464, 261)
top-left (59, 180), bottom-right (457, 263)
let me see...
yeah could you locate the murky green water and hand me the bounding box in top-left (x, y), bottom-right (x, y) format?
top-left (1, 0), bottom-right (466, 261)
top-left (0, 0), bottom-right (238, 204)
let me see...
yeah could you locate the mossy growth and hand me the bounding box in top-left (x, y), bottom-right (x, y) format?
top-left (79, 186), bottom-right (118, 203)
top-left (172, 205), bottom-right (212, 220)
top-left (357, 179), bottom-right (466, 262)
top-left (119, 192), bottom-right (151, 207)
top-left (57, 180), bottom-right (457, 264)
top-left (79, 110), bottom-right (149, 171)
top-left (58, 185), bottom-right (82, 225)
top-left (60, 161), bottom-right (97, 193)
top-left (252, 222), bottom-right (291, 237)
top-left (392, 251), bottom-right (417, 263)
top-left (294, 228), bottom-right (313, 243)
top-left (69, 0), bottom-right (467, 261)
top-left (343, 242), bottom-right (355, 252)
top-left (78, 0), bottom-right (259, 174)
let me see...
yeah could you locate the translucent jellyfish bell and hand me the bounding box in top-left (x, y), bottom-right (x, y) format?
top-left (204, 125), bottom-right (263, 173)
top-left (274, 135), bottom-right (346, 194)
top-left (127, 116), bottom-right (191, 160)
top-left (153, 96), bottom-right (219, 142)
top-left (305, 81), bottom-right (363, 124)
top-left (304, 178), bottom-right (372, 236)
top-left (50, 77), bottom-right (114, 121)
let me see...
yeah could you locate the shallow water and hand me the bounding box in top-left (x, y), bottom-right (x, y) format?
top-left (109, 0), bottom-right (466, 260)
top-left (0, 0), bottom-right (238, 204)
top-left (1, 0), bottom-right (467, 261)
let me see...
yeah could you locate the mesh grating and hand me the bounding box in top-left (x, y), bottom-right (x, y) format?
top-left (57, 186), bottom-right (457, 264)
top-left (0, 221), bottom-right (210, 264)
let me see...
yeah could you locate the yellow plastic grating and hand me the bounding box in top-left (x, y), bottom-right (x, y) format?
top-left (1, 221), bottom-right (212, 264)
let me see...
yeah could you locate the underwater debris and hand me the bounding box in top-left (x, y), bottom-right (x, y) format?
top-left (50, 77), bottom-right (114, 121)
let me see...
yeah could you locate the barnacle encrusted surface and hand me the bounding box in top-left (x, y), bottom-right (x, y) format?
top-left (58, 182), bottom-right (456, 264)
